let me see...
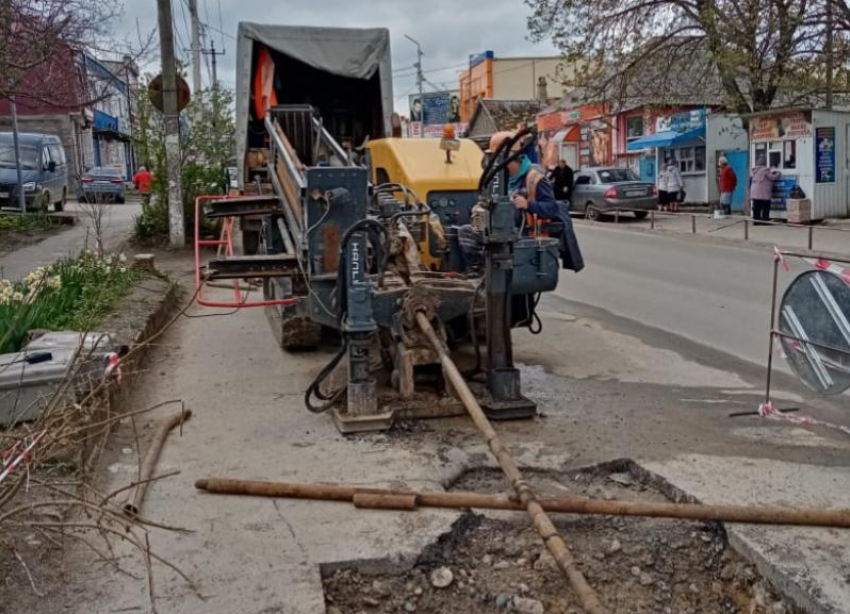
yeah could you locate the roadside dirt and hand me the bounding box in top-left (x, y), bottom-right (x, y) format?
top-left (323, 464), bottom-right (800, 614)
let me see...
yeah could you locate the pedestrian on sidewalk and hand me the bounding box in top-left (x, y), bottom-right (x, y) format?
top-left (749, 157), bottom-right (780, 225)
top-left (663, 155), bottom-right (684, 213)
top-left (132, 166), bottom-right (153, 196)
top-left (718, 156), bottom-right (737, 215)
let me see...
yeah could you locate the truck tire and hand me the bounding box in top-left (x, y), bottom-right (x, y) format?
top-left (54, 188), bottom-right (66, 212)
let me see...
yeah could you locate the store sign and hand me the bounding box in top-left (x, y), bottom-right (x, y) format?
top-left (656, 109), bottom-right (705, 134)
top-left (407, 122), bottom-right (468, 138)
top-left (816, 126), bottom-right (836, 183)
top-left (749, 112), bottom-right (811, 142)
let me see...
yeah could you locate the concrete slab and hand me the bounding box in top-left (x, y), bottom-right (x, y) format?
top-left (642, 454), bottom-right (850, 614)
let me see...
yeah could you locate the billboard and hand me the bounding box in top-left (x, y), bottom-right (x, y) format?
top-left (409, 91), bottom-right (462, 125)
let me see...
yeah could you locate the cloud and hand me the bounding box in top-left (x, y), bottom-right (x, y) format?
top-left (118, 0), bottom-right (560, 113)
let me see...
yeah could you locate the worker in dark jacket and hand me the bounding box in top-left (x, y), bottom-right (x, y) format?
top-left (459, 132), bottom-right (584, 272)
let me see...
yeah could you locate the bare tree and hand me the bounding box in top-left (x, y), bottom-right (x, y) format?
top-left (0, 0), bottom-right (125, 109)
top-left (527, 0), bottom-right (839, 113)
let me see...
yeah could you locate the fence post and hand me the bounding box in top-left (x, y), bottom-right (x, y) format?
top-left (808, 226), bottom-right (814, 250)
top-left (650, 209), bottom-right (655, 230)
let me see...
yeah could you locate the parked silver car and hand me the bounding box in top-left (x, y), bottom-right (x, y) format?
top-left (79, 166), bottom-right (126, 203)
top-left (570, 167), bottom-right (658, 220)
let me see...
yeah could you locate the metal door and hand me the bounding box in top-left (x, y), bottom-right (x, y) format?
top-left (639, 155), bottom-right (655, 182)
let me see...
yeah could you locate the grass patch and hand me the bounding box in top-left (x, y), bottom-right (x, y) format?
top-left (0, 252), bottom-right (139, 354)
top-left (0, 213), bottom-right (51, 233)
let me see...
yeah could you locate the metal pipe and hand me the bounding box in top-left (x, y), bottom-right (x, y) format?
top-left (413, 312), bottom-right (607, 614)
top-left (312, 116), bottom-right (350, 165)
top-left (650, 209), bottom-right (655, 230)
top-left (744, 219), bottom-right (749, 241)
top-left (808, 226), bottom-right (814, 250)
top-left (194, 478), bottom-right (850, 528)
top-left (691, 214), bottom-right (696, 234)
top-left (265, 115), bottom-right (306, 189)
top-left (765, 257), bottom-right (780, 404)
top-left (125, 409), bottom-right (191, 516)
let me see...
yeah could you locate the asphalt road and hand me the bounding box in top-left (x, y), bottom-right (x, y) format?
top-left (556, 223), bottom-right (807, 369)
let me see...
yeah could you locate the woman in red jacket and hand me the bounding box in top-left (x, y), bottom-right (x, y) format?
top-left (718, 157), bottom-right (737, 215)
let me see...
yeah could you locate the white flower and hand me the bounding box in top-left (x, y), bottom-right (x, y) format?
top-left (118, 253), bottom-right (127, 263)
top-left (12, 291), bottom-right (24, 302)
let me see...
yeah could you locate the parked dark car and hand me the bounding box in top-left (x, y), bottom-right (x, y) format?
top-left (570, 167), bottom-right (658, 220)
top-left (0, 132), bottom-right (69, 211)
top-left (79, 166), bottom-right (126, 203)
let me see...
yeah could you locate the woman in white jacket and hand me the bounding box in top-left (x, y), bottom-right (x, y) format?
top-left (663, 156), bottom-right (684, 212)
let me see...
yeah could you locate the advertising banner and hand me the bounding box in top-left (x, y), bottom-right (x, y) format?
top-left (816, 126), bottom-right (836, 183)
top-left (409, 91), bottom-right (462, 125)
top-left (749, 112), bottom-right (811, 142)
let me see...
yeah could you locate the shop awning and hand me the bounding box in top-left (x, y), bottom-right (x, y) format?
top-left (551, 125), bottom-right (578, 143)
top-left (627, 123), bottom-right (705, 151)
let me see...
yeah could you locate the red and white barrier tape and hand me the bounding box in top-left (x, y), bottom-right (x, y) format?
top-left (0, 431), bottom-right (46, 485)
top-left (759, 402), bottom-right (850, 437)
top-left (811, 257), bottom-right (850, 284)
top-left (774, 246), bottom-right (850, 283)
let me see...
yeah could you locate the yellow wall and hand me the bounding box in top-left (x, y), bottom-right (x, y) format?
top-left (491, 57), bottom-right (574, 101)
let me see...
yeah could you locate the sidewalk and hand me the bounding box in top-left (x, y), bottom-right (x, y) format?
top-left (583, 212), bottom-right (850, 256)
top-left (0, 198), bottom-right (141, 280)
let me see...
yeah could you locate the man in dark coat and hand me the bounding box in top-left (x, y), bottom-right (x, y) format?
top-left (459, 140), bottom-right (584, 273)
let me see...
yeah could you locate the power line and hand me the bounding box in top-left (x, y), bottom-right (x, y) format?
top-left (204, 22), bottom-right (236, 41)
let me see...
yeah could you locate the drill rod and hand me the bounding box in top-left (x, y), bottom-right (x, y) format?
top-left (413, 312), bottom-right (608, 614)
top-left (194, 477), bottom-right (850, 528)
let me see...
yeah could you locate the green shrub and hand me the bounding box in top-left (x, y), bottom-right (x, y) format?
top-left (0, 213), bottom-right (51, 233)
top-left (0, 252), bottom-right (138, 354)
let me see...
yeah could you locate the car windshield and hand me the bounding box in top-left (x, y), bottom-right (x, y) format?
top-left (0, 145), bottom-right (39, 170)
top-left (596, 168), bottom-right (640, 184)
top-left (87, 167), bottom-right (122, 177)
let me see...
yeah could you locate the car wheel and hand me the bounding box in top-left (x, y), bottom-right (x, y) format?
top-left (586, 205), bottom-right (601, 221)
top-left (37, 190), bottom-right (51, 212)
top-left (633, 211), bottom-right (648, 220)
top-left (116, 195), bottom-right (125, 204)
top-left (54, 188), bottom-right (66, 212)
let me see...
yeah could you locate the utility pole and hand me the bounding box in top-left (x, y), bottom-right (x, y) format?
top-left (156, 0), bottom-right (185, 247)
top-left (201, 39), bottom-right (226, 92)
top-left (10, 96), bottom-right (25, 212)
top-left (188, 0), bottom-right (202, 95)
top-left (405, 35), bottom-right (424, 138)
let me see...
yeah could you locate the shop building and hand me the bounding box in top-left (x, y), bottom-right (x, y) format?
top-left (746, 108), bottom-right (850, 220)
top-left (459, 51), bottom-right (576, 122)
top-left (627, 109), bottom-right (747, 207)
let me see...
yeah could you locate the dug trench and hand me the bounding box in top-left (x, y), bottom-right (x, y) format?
top-left (322, 462), bottom-right (800, 614)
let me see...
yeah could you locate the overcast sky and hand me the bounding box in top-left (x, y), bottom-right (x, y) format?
top-left (119, 0), bottom-right (560, 114)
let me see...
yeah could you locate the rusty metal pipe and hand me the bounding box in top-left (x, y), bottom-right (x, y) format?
top-left (195, 477), bottom-right (850, 528)
top-left (413, 312), bottom-right (608, 614)
top-left (125, 409), bottom-right (192, 516)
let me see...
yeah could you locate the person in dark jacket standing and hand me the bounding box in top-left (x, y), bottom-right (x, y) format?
top-left (558, 159), bottom-right (574, 201)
